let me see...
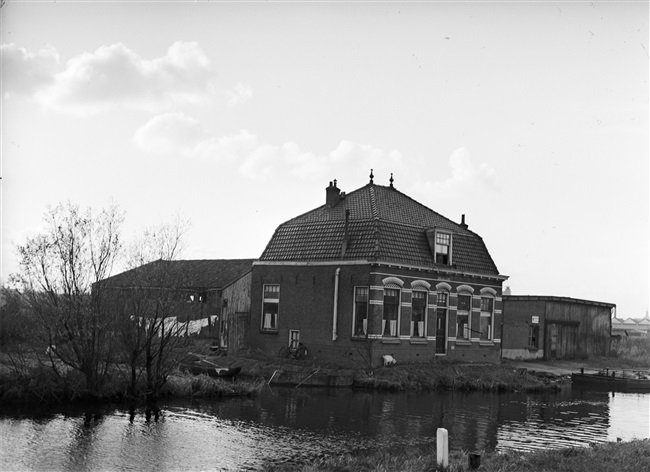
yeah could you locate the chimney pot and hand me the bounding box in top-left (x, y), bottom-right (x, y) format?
top-left (326, 179), bottom-right (341, 207)
top-left (460, 214), bottom-right (468, 229)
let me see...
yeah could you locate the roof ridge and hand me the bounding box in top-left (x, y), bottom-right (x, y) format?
top-left (372, 184), bottom-right (477, 234)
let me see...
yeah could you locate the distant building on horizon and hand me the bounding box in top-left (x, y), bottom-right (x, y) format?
top-left (611, 313), bottom-right (650, 338)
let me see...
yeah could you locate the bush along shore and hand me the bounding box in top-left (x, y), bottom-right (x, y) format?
top-left (0, 360), bottom-right (266, 406)
top-left (262, 439), bottom-right (650, 472)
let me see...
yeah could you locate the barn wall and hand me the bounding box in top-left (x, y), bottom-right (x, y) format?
top-left (502, 296), bottom-right (613, 360)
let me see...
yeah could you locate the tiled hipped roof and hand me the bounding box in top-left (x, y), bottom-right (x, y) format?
top-left (260, 183), bottom-right (500, 275)
top-left (100, 259), bottom-right (256, 290)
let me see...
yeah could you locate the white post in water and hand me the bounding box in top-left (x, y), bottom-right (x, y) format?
top-left (437, 428), bottom-right (449, 468)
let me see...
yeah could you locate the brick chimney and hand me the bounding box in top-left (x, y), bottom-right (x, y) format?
top-left (326, 180), bottom-right (341, 207)
top-left (460, 214), bottom-right (468, 229)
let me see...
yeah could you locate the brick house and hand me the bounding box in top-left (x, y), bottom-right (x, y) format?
top-left (100, 259), bottom-right (255, 353)
top-left (249, 174), bottom-right (508, 365)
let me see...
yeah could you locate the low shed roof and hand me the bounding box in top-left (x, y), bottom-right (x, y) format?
top-left (99, 259), bottom-right (256, 291)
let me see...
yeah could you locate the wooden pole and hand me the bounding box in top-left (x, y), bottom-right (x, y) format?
top-left (437, 428), bottom-right (449, 468)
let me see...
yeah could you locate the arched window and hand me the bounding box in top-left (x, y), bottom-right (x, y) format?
top-left (411, 290), bottom-right (427, 338)
top-left (480, 292), bottom-right (495, 341)
top-left (382, 278), bottom-right (403, 337)
top-left (456, 287), bottom-right (473, 340)
top-left (435, 288), bottom-right (449, 354)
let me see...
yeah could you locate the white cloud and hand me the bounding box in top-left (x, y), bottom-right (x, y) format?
top-left (133, 112), bottom-right (258, 160)
top-left (133, 112), bottom-right (207, 155)
top-left (1, 43), bottom-right (59, 98)
top-left (2, 41), bottom-right (217, 115)
top-left (415, 147), bottom-right (498, 198)
top-left (132, 114), bottom-right (497, 197)
top-left (225, 82), bottom-right (253, 105)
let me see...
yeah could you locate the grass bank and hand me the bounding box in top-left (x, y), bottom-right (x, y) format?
top-left (224, 351), bottom-right (564, 393)
top-left (0, 361), bottom-right (265, 405)
top-left (352, 359), bottom-right (560, 392)
top-left (264, 439), bottom-right (650, 472)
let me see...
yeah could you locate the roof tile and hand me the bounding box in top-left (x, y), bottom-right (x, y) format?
top-left (261, 184), bottom-right (500, 275)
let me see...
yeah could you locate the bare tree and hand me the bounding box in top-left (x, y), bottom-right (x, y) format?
top-left (125, 214), bottom-right (191, 269)
top-left (12, 201), bottom-right (124, 394)
top-left (111, 215), bottom-right (192, 400)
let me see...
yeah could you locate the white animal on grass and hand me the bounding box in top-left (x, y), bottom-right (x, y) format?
top-left (382, 355), bottom-right (396, 366)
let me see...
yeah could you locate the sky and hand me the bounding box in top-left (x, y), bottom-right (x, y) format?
top-left (1, 1), bottom-right (648, 318)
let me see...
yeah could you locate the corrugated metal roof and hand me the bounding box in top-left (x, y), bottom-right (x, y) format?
top-left (100, 259), bottom-right (256, 290)
top-left (260, 183), bottom-right (500, 275)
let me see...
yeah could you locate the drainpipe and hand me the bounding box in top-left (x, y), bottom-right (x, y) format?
top-left (332, 268), bottom-right (341, 341)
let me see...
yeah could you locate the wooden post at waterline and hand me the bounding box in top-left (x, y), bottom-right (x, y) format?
top-left (437, 428), bottom-right (449, 468)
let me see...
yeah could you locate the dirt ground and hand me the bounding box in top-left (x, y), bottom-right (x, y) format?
top-left (502, 358), bottom-right (650, 376)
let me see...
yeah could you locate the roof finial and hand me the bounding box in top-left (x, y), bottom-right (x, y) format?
top-left (389, 173), bottom-right (394, 188)
top-left (334, 179), bottom-right (337, 188)
top-left (369, 169), bottom-right (374, 184)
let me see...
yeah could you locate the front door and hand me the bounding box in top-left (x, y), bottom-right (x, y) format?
top-left (436, 308), bottom-right (447, 354)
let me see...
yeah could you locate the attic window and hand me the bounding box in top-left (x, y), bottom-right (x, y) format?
top-left (435, 232), bottom-right (452, 265)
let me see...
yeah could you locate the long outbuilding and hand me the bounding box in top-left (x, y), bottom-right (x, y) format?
top-left (500, 295), bottom-right (615, 360)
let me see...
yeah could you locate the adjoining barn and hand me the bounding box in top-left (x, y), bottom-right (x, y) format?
top-left (99, 259), bottom-right (255, 354)
top-left (249, 175), bottom-right (508, 365)
top-left (501, 295), bottom-right (615, 360)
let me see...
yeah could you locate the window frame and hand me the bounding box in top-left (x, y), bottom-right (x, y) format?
top-left (529, 324), bottom-right (540, 349)
top-left (479, 296), bottom-right (494, 341)
top-left (411, 290), bottom-right (427, 338)
top-left (261, 284), bottom-right (280, 332)
top-left (456, 293), bottom-right (472, 340)
top-left (382, 287), bottom-right (401, 337)
top-left (435, 231), bottom-right (452, 265)
top-left (352, 286), bottom-right (370, 337)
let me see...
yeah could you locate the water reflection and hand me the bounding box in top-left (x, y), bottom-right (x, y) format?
top-left (0, 388), bottom-right (647, 471)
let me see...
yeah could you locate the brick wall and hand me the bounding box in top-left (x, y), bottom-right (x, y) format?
top-left (250, 262), bottom-right (504, 365)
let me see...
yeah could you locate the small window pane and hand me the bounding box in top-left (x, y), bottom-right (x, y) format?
top-left (458, 295), bottom-right (471, 311)
top-left (481, 297), bottom-right (493, 312)
top-left (264, 285), bottom-right (280, 299)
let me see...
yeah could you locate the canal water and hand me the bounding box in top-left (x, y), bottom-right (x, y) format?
top-left (0, 386), bottom-right (648, 471)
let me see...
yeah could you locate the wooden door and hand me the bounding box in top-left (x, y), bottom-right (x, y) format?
top-left (230, 312), bottom-right (250, 353)
top-left (546, 323), bottom-right (578, 359)
top-left (436, 308), bottom-right (447, 354)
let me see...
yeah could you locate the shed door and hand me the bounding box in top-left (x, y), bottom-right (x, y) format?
top-left (546, 323), bottom-right (578, 359)
top-left (230, 312), bottom-right (250, 353)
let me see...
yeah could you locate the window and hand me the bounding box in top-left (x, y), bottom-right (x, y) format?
top-left (382, 288), bottom-right (400, 337)
top-left (289, 330), bottom-right (300, 349)
top-left (436, 292), bottom-right (448, 353)
top-left (435, 232), bottom-right (451, 265)
top-left (411, 291), bottom-right (427, 338)
top-left (480, 297), bottom-right (493, 340)
top-left (353, 287), bottom-right (369, 336)
top-left (529, 325), bottom-right (539, 349)
top-left (456, 294), bottom-right (471, 340)
top-left (262, 284), bottom-right (279, 331)
top-left (437, 292), bottom-right (448, 308)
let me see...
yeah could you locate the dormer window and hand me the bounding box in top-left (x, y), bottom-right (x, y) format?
top-left (435, 232), bottom-right (451, 265)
